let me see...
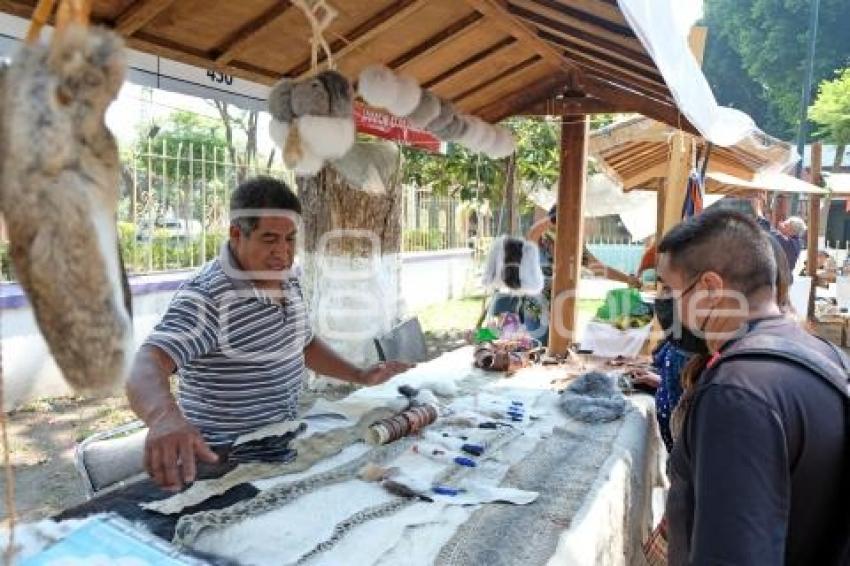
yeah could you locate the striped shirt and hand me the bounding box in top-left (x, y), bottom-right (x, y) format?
top-left (144, 245), bottom-right (313, 447)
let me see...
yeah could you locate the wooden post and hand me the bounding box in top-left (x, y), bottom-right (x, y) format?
top-left (505, 153), bottom-right (518, 236)
top-left (807, 142), bottom-right (822, 320)
top-left (548, 114), bottom-right (589, 355)
top-left (661, 133), bottom-right (694, 236)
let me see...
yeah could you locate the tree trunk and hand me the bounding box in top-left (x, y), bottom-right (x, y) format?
top-left (296, 141), bottom-right (404, 387)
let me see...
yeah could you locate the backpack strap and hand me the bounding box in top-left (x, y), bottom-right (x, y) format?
top-left (707, 333), bottom-right (850, 399)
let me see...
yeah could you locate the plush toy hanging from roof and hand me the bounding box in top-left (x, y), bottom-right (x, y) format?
top-left (481, 236), bottom-right (544, 295)
top-left (358, 64), bottom-right (516, 159)
top-left (267, 69), bottom-right (355, 176)
top-left (266, 0), bottom-right (355, 176)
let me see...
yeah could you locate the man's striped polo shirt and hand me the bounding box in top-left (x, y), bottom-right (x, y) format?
top-left (144, 245), bottom-right (313, 447)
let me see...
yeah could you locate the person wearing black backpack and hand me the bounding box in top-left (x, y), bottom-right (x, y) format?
top-left (656, 208), bottom-right (849, 566)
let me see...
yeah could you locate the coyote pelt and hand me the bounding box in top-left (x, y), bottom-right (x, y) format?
top-left (0, 24), bottom-right (132, 392)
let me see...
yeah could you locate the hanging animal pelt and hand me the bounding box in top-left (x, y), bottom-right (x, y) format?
top-left (268, 70), bottom-right (355, 176)
top-left (481, 236), bottom-right (544, 295)
top-left (0, 21), bottom-right (133, 392)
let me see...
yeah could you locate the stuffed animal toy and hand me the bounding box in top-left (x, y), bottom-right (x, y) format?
top-left (481, 236), bottom-right (544, 295)
top-left (0, 20), bottom-right (133, 392)
top-left (268, 69), bottom-right (355, 175)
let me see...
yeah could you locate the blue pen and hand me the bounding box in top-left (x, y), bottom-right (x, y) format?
top-left (453, 456), bottom-right (477, 467)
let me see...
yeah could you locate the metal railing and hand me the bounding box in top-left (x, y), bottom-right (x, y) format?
top-left (119, 141), bottom-right (289, 275)
top-left (400, 188), bottom-right (469, 254)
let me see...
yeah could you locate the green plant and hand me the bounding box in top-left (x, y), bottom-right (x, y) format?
top-left (403, 229), bottom-right (446, 252)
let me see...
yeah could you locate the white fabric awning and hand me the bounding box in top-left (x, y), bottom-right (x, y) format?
top-left (618, 0), bottom-right (756, 147)
top-left (827, 174), bottom-right (850, 194)
top-left (707, 172), bottom-right (827, 195)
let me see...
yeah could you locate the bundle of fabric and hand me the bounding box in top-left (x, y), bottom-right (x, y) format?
top-left (358, 65), bottom-right (515, 159)
top-left (481, 236), bottom-right (544, 295)
top-left (558, 371), bottom-right (627, 423)
top-left (267, 69), bottom-right (355, 176)
top-left (595, 288), bottom-right (653, 330)
top-left (0, 0), bottom-right (133, 392)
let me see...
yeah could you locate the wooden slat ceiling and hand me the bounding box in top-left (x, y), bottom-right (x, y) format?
top-left (589, 117), bottom-right (795, 192)
top-left (0, 0), bottom-right (695, 129)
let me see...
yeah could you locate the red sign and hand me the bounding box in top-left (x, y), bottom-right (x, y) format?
top-left (354, 102), bottom-right (442, 153)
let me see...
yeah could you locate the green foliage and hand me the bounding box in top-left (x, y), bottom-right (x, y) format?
top-left (403, 229), bottom-right (447, 252)
top-left (809, 67), bottom-right (850, 144)
top-left (119, 223), bottom-right (227, 273)
top-left (402, 117), bottom-right (573, 207)
top-left (703, 0), bottom-right (850, 138)
top-left (132, 110), bottom-right (231, 181)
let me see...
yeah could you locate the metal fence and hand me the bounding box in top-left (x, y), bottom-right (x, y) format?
top-left (118, 141), bottom-right (290, 275)
top-left (400, 187), bottom-right (470, 253)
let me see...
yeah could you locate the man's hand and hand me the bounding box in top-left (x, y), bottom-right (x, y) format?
top-left (357, 361), bottom-right (414, 386)
top-left (144, 409), bottom-right (219, 491)
top-left (631, 370), bottom-right (661, 389)
top-left (627, 275), bottom-right (643, 289)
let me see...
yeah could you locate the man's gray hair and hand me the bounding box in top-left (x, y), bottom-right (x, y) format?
top-left (229, 176), bottom-right (302, 235)
top-left (785, 216), bottom-right (807, 237)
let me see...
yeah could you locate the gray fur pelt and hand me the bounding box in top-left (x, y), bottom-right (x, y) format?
top-left (558, 372), bottom-right (627, 423)
top-left (0, 24), bottom-right (132, 392)
top-left (268, 69), bottom-right (353, 122)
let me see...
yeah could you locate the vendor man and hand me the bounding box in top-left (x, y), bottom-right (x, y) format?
top-left (527, 205), bottom-right (642, 288)
top-left (127, 177), bottom-right (411, 491)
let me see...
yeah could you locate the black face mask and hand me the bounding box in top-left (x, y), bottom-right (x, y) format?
top-left (654, 279), bottom-right (709, 355)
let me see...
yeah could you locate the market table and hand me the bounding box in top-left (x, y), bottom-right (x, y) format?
top-left (57, 347), bottom-right (662, 566)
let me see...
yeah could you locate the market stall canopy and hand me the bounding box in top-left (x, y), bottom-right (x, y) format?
top-left (826, 173), bottom-right (850, 195)
top-left (0, 0), bottom-right (754, 145)
top-left (705, 172), bottom-right (827, 197)
top-left (589, 116), bottom-right (797, 191)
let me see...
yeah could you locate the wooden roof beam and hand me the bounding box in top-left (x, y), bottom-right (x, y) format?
top-left (422, 37), bottom-right (516, 90)
top-left (451, 55), bottom-right (541, 104)
top-left (128, 33), bottom-right (279, 84)
top-left (461, 0), bottom-right (578, 77)
top-left (538, 31), bottom-right (669, 97)
top-left (582, 75), bottom-right (699, 135)
top-left (115, 0), bottom-right (177, 36)
top-left (474, 72), bottom-right (572, 122)
top-left (293, 0), bottom-right (426, 78)
top-left (621, 161), bottom-right (668, 189)
top-left (389, 12), bottom-right (485, 71)
top-left (508, 0), bottom-right (651, 67)
top-left (214, 1), bottom-right (293, 65)
top-left (521, 95), bottom-right (618, 115)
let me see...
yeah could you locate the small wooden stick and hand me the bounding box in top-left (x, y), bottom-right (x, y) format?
top-left (25, 0), bottom-right (57, 43)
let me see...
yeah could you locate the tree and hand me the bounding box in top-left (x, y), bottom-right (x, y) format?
top-left (703, 0), bottom-right (850, 138)
top-left (810, 67), bottom-right (850, 169)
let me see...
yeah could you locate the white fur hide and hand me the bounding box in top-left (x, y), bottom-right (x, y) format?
top-left (385, 75), bottom-right (422, 117)
top-left (299, 115), bottom-right (355, 159)
top-left (268, 119), bottom-right (289, 149)
top-left (358, 65), bottom-right (399, 109)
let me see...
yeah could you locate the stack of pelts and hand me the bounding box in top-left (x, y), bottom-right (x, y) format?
top-left (267, 70), bottom-right (355, 176)
top-left (358, 65), bottom-right (515, 159)
top-left (0, 20), bottom-right (133, 392)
